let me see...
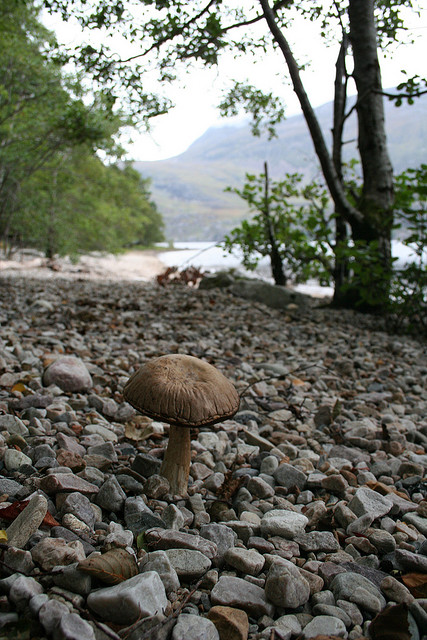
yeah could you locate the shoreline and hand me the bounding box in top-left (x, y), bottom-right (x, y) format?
top-left (0, 249), bottom-right (168, 282)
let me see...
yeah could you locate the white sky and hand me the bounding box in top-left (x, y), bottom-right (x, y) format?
top-left (43, 2), bottom-right (427, 162)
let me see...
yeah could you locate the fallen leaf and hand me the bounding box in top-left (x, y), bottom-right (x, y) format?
top-left (0, 530), bottom-right (7, 543)
top-left (369, 603), bottom-right (410, 640)
top-left (0, 500), bottom-right (59, 527)
top-left (78, 548), bottom-right (138, 584)
top-left (11, 382), bottom-right (30, 395)
top-left (402, 572), bottom-right (427, 598)
top-left (125, 416), bottom-right (155, 442)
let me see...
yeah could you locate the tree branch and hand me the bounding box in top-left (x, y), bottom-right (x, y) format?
top-left (259, 0), bottom-right (363, 226)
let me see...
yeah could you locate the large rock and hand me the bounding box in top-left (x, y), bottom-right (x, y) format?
top-left (211, 576), bottom-right (274, 618)
top-left (229, 280), bottom-right (310, 310)
top-left (43, 356), bottom-right (93, 392)
top-left (87, 572), bottom-right (167, 624)
top-left (265, 559), bottom-right (310, 609)
top-left (260, 509), bottom-right (308, 538)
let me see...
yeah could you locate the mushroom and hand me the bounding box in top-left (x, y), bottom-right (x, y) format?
top-left (123, 354), bottom-right (240, 495)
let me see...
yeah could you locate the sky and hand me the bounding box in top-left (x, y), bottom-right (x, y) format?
top-left (43, 2), bottom-right (427, 162)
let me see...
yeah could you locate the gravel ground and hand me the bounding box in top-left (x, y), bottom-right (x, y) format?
top-left (0, 271), bottom-right (426, 640)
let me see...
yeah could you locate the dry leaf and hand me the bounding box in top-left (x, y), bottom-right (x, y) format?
top-left (402, 572), bottom-right (427, 598)
top-left (11, 382), bottom-right (30, 394)
top-left (0, 530), bottom-right (7, 543)
top-left (125, 416), bottom-right (154, 442)
top-left (78, 548), bottom-right (138, 584)
top-left (369, 603), bottom-right (410, 640)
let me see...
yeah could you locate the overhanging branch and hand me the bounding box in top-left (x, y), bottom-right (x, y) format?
top-left (259, 0), bottom-right (363, 227)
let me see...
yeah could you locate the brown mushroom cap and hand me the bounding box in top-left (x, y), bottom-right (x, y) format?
top-left (123, 354), bottom-right (240, 427)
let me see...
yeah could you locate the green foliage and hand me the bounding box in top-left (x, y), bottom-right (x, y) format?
top-left (224, 161), bottom-right (426, 332)
top-left (219, 82), bottom-right (286, 139)
top-left (0, 1), bottom-right (165, 258)
top-left (10, 153), bottom-right (164, 259)
top-left (388, 164), bottom-right (426, 331)
top-left (222, 170), bottom-right (333, 284)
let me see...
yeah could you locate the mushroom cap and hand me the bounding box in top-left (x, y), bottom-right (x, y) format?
top-left (123, 354), bottom-right (240, 427)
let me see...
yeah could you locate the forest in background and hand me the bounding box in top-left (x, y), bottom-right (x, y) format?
top-left (0, 2), bottom-right (165, 260)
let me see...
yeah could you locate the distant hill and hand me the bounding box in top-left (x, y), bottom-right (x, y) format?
top-left (134, 93), bottom-right (427, 241)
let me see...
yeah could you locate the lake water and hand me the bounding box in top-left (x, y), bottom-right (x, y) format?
top-left (157, 240), bottom-right (420, 298)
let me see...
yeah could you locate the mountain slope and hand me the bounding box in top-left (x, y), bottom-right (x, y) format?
top-left (134, 94), bottom-right (427, 241)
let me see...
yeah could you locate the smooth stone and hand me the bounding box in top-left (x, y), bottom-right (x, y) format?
top-left (95, 476), bottom-right (126, 513)
top-left (207, 605), bottom-right (249, 640)
top-left (8, 575), bottom-right (44, 610)
top-left (131, 453), bottom-right (162, 477)
top-left (311, 603), bottom-right (352, 628)
top-left (52, 562), bottom-right (92, 596)
top-left (330, 572), bottom-right (386, 609)
top-left (140, 551), bottom-right (180, 593)
top-left (211, 576), bottom-right (274, 618)
top-left (403, 512), bottom-right (427, 536)
top-left (162, 504), bottom-right (185, 530)
top-left (229, 280), bottom-right (309, 310)
top-left (60, 492), bottom-right (96, 529)
top-left (302, 615), bottom-right (347, 638)
top-left (6, 494), bottom-right (48, 549)
top-left (87, 571), bottom-right (167, 624)
top-left (172, 613), bottom-right (219, 640)
top-left (260, 510), bottom-right (308, 538)
top-left (83, 423), bottom-right (118, 442)
top-left (145, 529), bottom-right (218, 559)
top-left (165, 548), bottom-right (212, 580)
top-left (43, 356), bottom-right (93, 392)
top-left (39, 473), bottom-right (99, 495)
top-left (247, 476), bottom-right (275, 499)
top-left (53, 612), bottom-right (96, 640)
top-left (264, 559), bottom-right (310, 609)
top-left (31, 538), bottom-right (86, 571)
top-left (0, 414), bottom-right (29, 436)
top-left (0, 478), bottom-right (26, 498)
top-left (3, 449), bottom-right (32, 471)
top-left (224, 547), bottom-right (265, 576)
top-left (39, 598), bottom-right (71, 634)
top-left (293, 531), bottom-right (339, 552)
top-left (347, 487), bottom-right (393, 519)
top-left (273, 463), bottom-right (307, 490)
top-left (2, 547), bottom-right (35, 576)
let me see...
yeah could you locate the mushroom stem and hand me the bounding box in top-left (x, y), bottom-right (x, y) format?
top-left (160, 425), bottom-right (191, 496)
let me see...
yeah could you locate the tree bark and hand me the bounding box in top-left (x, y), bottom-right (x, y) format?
top-left (347, 0), bottom-right (395, 309)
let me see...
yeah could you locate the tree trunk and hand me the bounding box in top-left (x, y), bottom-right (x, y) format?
top-left (263, 161), bottom-right (287, 285)
top-left (347, 0), bottom-right (395, 310)
top-left (331, 34), bottom-right (351, 307)
top-left (260, 0), bottom-right (395, 312)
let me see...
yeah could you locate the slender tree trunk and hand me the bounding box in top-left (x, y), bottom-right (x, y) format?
top-left (331, 34), bottom-right (351, 307)
top-left (263, 161), bottom-right (287, 285)
top-left (347, 0), bottom-right (395, 310)
top-left (260, 0), bottom-right (395, 312)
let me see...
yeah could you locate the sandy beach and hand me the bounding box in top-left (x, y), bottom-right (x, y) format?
top-left (0, 249), bottom-right (168, 282)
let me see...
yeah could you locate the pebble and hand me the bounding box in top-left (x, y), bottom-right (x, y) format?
top-left (5, 494), bottom-right (48, 549)
top-left (87, 571), bottom-right (167, 624)
top-left (0, 272), bottom-right (426, 640)
top-left (207, 605), bottom-right (249, 640)
top-left (172, 613), bottom-right (219, 640)
top-left (260, 509), bottom-right (308, 538)
top-left (264, 558), bottom-right (311, 608)
top-left (211, 576), bottom-right (274, 617)
top-left (165, 548), bottom-right (212, 580)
